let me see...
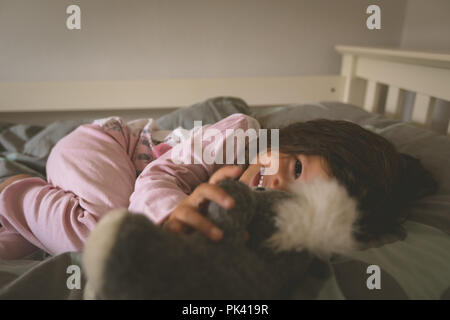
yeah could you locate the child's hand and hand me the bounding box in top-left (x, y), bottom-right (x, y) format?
top-left (162, 166), bottom-right (243, 241)
top-left (0, 174), bottom-right (32, 193)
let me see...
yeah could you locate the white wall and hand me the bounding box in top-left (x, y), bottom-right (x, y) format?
top-left (0, 0), bottom-right (407, 82)
top-left (401, 0), bottom-right (450, 51)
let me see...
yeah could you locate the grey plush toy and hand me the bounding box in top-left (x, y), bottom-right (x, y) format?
top-left (83, 178), bottom-right (360, 300)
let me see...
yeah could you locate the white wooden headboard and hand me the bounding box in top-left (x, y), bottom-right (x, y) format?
top-left (336, 45), bottom-right (450, 135)
top-left (1, 45), bottom-right (449, 134)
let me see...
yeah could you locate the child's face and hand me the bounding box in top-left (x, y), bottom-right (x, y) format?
top-left (239, 152), bottom-right (330, 191)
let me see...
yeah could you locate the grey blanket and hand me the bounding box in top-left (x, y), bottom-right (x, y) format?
top-left (0, 120), bottom-right (85, 183)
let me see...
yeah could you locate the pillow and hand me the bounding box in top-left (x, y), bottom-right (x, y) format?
top-left (256, 101), bottom-right (450, 300)
top-left (156, 96), bottom-right (251, 130)
top-left (256, 101), bottom-right (374, 129)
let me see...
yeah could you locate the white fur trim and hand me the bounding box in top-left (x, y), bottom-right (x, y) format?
top-left (266, 178), bottom-right (359, 258)
top-left (82, 209), bottom-right (128, 300)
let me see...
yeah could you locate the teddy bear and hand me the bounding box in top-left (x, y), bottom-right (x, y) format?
top-left (82, 177), bottom-right (360, 300)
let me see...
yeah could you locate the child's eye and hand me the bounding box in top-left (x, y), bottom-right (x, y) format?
top-left (295, 159), bottom-right (303, 179)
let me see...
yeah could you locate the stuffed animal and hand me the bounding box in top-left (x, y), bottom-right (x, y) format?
top-left (82, 178), bottom-right (360, 299)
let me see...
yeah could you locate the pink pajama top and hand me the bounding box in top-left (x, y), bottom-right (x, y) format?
top-left (0, 114), bottom-right (260, 259)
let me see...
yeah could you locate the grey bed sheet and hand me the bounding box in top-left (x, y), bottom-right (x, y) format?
top-left (1, 98), bottom-right (449, 300)
top-left (0, 120), bottom-right (86, 183)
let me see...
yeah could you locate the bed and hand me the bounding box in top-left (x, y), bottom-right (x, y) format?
top-left (0, 45), bottom-right (449, 299)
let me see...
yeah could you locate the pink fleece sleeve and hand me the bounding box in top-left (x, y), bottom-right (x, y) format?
top-left (128, 114), bottom-right (260, 224)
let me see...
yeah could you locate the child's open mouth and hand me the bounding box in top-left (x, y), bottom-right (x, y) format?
top-left (251, 167), bottom-right (265, 187)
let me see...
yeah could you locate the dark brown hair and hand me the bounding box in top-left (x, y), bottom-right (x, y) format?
top-left (274, 119), bottom-right (437, 241)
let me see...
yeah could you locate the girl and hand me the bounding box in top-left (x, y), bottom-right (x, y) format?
top-left (0, 113), bottom-right (436, 260)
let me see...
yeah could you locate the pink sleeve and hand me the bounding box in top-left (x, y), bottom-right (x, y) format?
top-left (128, 114), bottom-right (261, 224)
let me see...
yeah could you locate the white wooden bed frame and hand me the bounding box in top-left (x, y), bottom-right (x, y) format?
top-left (1, 45), bottom-right (449, 134)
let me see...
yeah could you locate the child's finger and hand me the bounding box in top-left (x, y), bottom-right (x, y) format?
top-left (174, 206), bottom-right (223, 241)
top-left (163, 219), bottom-right (184, 234)
top-left (190, 183), bottom-right (235, 209)
top-left (209, 165), bottom-right (243, 185)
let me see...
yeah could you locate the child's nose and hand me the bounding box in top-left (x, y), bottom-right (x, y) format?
top-left (269, 173), bottom-right (288, 191)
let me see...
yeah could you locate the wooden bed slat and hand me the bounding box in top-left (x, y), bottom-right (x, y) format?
top-left (340, 54), bottom-right (356, 103)
top-left (363, 80), bottom-right (382, 113)
top-left (412, 93), bottom-right (435, 126)
top-left (385, 86), bottom-right (405, 118)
